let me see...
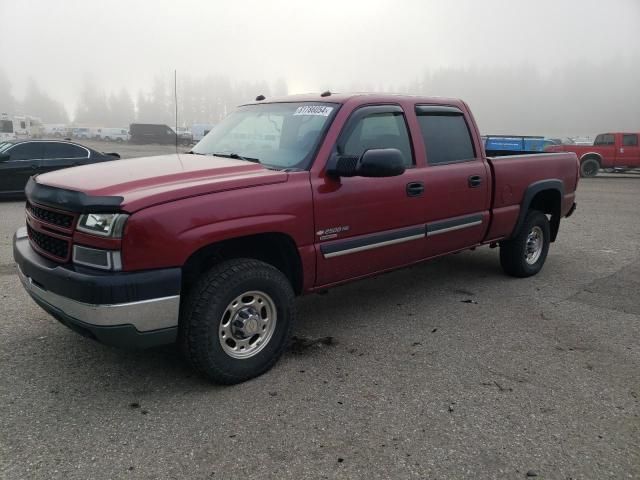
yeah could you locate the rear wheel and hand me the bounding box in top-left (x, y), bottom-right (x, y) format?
top-left (500, 210), bottom-right (550, 277)
top-left (580, 157), bottom-right (600, 177)
top-left (179, 259), bottom-right (295, 384)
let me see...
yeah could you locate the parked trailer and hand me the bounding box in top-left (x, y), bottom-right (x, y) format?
top-left (0, 114), bottom-right (16, 141)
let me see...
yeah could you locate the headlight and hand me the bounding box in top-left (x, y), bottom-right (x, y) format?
top-left (77, 213), bottom-right (128, 237)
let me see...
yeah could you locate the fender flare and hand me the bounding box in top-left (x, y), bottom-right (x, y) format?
top-left (511, 179), bottom-right (564, 240)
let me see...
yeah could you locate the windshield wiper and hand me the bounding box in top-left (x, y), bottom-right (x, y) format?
top-left (211, 152), bottom-right (261, 164)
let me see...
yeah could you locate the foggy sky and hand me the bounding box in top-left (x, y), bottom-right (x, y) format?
top-left (1, 0), bottom-right (639, 134)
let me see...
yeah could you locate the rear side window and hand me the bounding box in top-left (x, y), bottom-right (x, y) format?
top-left (594, 134), bottom-right (615, 145)
top-left (8, 142), bottom-right (45, 160)
top-left (340, 112), bottom-right (413, 166)
top-left (622, 134), bottom-right (638, 146)
top-left (44, 143), bottom-right (88, 159)
top-left (416, 107), bottom-right (476, 164)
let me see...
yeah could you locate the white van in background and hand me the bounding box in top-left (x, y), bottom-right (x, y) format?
top-left (72, 127), bottom-right (93, 140)
top-left (43, 124), bottom-right (72, 138)
top-left (191, 123), bottom-right (215, 142)
top-left (95, 127), bottom-right (130, 142)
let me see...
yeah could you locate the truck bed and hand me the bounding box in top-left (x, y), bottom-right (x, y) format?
top-left (483, 152), bottom-right (579, 240)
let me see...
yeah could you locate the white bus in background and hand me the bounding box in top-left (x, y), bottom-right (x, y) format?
top-left (13, 115), bottom-right (44, 138)
top-left (0, 114), bottom-right (16, 141)
top-left (95, 127), bottom-right (130, 142)
top-left (191, 123), bottom-right (215, 142)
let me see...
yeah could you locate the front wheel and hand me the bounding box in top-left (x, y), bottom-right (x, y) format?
top-left (179, 259), bottom-right (295, 384)
top-left (580, 158), bottom-right (600, 177)
top-left (500, 210), bottom-right (550, 277)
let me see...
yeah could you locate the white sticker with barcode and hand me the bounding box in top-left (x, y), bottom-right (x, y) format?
top-left (293, 105), bottom-right (334, 116)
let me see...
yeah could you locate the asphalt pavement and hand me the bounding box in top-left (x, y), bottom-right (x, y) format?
top-left (0, 172), bottom-right (638, 480)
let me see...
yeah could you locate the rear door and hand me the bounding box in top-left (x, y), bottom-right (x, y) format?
top-left (39, 142), bottom-right (90, 175)
top-left (414, 105), bottom-right (490, 256)
top-left (617, 133), bottom-right (640, 167)
top-left (0, 142), bottom-right (44, 193)
top-left (593, 133), bottom-right (617, 167)
top-left (312, 105), bottom-right (429, 286)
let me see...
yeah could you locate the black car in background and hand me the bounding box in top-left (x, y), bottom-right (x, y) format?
top-left (0, 140), bottom-right (120, 197)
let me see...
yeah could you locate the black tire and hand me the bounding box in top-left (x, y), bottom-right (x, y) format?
top-left (179, 258), bottom-right (295, 384)
top-left (500, 210), bottom-right (550, 278)
top-left (580, 157), bottom-right (600, 177)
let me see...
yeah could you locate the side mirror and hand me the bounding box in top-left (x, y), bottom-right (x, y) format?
top-left (327, 148), bottom-right (406, 178)
top-left (0, 153), bottom-right (10, 162)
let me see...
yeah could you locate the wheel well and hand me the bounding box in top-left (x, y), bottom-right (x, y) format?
top-left (529, 189), bottom-right (561, 241)
top-left (181, 233), bottom-right (303, 296)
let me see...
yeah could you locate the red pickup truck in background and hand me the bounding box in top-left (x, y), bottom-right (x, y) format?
top-left (13, 93), bottom-right (579, 384)
top-left (546, 132), bottom-right (640, 177)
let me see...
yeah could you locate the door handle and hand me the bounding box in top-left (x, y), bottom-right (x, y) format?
top-left (31, 164), bottom-right (38, 170)
top-left (468, 175), bottom-right (482, 188)
top-left (406, 181), bottom-right (425, 197)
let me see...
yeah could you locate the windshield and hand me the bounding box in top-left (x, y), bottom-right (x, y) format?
top-left (0, 142), bottom-right (13, 153)
top-left (192, 102), bottom-right (339, 170)
top-left (1, 120), bottom-right (13, 133)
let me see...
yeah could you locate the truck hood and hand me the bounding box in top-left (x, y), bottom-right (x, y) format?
top-left (35, 153), bottom-right (289, 212)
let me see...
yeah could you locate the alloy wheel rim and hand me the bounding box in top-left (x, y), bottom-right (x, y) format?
top-left (219, 290), bottom-right (277, 359)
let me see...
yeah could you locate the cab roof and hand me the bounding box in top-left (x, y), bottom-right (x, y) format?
top-left (243, 92), bottom-right (466, 108)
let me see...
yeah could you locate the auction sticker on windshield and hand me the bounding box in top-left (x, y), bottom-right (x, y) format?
top-left (293, 105), bottom-right (334, 116)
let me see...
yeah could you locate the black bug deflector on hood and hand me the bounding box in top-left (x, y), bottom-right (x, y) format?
top-left (25, 177), bottom-right (124, 213)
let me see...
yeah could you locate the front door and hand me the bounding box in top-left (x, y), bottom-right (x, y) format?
top-left (0, 142), bottom-right (44, 193)
top-left (312, 105), bottom-right (429, 286)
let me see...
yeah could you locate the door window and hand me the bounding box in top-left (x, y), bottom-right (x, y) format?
top-left (340, 111), bottom-right (413, 166)
top-left (8, 143), bottom-right (44, 160)
top-left (416, 108), bottom-right (476, 165)
top-left (44, 143), bottom-right (88, 159)
top-left (622, 134), bottom-right (638, 146)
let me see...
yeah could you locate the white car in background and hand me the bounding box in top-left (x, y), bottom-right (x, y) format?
top-left (191, 123), bottom-right (215, 142)
top-left (96, 128), bottom-right (129, 142)
top-left (43, 124), bottom-right (72, 138)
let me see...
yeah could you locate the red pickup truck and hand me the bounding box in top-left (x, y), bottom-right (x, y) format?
top-left (13, 93), bottom-right (579, 384)
top-left (546, 132), bottom-right (640, 177)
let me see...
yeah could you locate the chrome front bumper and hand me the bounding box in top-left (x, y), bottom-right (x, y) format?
top-left (17, 266), bottom-right (180, 332)
top-left (14, 226), bottom-right (182, 347)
